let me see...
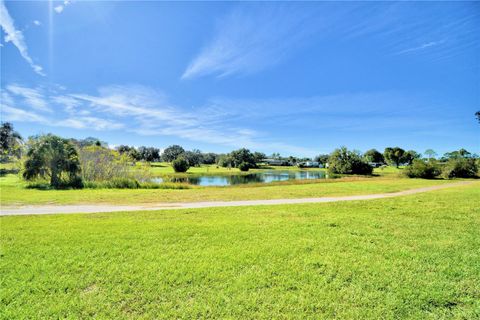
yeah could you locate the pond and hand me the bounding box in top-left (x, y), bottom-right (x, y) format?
top-left (151, 170), bottom-right (332, 186)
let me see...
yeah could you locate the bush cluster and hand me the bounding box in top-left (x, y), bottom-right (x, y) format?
top-left (238, 162), bottom-right (250, 172)
top-left (172, 156), bottom-right (190, 173)
top-left (441, 158), bottom-right (478, 179)
top-left (328, 147), bottom-right (373, 175)
top-left (404, 160), bottom-right (441, 179)
top-left (404, 158), bottom-right (478, 179)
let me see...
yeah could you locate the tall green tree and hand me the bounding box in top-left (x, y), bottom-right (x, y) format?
top-left (442, 149), bottom-right (472, 160)
top-left (383, 147), bottom-right (406, 167)
top-left (23, 135), bottom-right (82, 188)
top-left (404, 150), bottom-right (421, 165)
top-left (183, 149), bottom-right (203, 167)
top-left (424, 149), bottom-right (437, 159)
top-left (314, 154), bottom-right (330, 165)
top-left (229, 148), bottom-right (257, 169)
top-left (363, 149), bottom-right (384, 163)
top-left (162, 145), bottom-right (185, 162)
top-left (0, 122), bottom-right (23, 160)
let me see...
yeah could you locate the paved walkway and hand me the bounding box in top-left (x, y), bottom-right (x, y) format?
top-left (0, 181), bottom-right (473, 216)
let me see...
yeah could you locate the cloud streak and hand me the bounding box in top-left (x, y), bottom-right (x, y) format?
top-left (6, 84), bottom-right (52, 112)
top-left (0, 0), bottom-right (45, 76)
top-left (2, 82), bottom-right (464, 156)
top-left (183, 2), bottom-right (479, 79)
top-left (395, 40), bottom-right (446, 55)
top-left (182, 5), bottom-right (316, 79)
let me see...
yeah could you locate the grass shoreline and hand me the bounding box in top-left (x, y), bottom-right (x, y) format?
top-left (2, 173), bottom-right (471, 206)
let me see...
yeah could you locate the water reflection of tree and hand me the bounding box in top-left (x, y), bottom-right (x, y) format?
top-left (165, 171), bottom-right (328, 186)
top-left (228, 174), bottom-right (264, 185)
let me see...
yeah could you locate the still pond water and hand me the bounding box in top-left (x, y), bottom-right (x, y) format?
top-left (152, 170), bottom-right (332, 186)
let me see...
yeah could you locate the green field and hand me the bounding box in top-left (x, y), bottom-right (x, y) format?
top-left (1, 183), bottom-right (479, 318)
top-left (1, 173), bottom-right (455, 206)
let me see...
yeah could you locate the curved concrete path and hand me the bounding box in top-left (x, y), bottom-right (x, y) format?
top-left (0, 181), bottom-right (473, 216)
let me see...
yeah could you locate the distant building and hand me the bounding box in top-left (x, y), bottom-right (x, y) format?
top-left (368, 162), bottom-right (383, 168)
top-left (299, 161), bottom-right (321, 168)
top-left (262, 158), bottom-right (290, 166)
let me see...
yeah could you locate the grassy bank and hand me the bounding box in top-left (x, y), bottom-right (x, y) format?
top-left (1, 183), bottom-right (479, 318)
top-left (0, 173), bottom-right (460, 206)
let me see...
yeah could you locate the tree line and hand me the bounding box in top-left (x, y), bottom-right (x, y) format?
top-left (1, 122), bottom-right (478, 188)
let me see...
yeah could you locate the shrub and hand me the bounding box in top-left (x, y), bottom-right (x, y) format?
top-left (172, 156), bottom-right (190, 173)
top-left (229, 148), bottom-right (257, 169)
top-left (442, 158), bottom-right (478, 179)
top-left (238, 162), bottom-right (250, 171)
top-left (78, 145), bottom-right (130, 182)
top-left (328, 147), bottom-right (373, 175)
top-left (404, 159), bottom-right (441, 179)
top-left (23, 134), bottom-right (82, 189)
top-left (83, 178), bottom-right (140, 189)
top-left (138, 182), bottom-right (191, 189)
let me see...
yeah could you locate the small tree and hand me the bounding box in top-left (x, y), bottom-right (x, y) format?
top-left (363, 149), bottom-right (384, 164)
top-left (383, 147), bottom-right (406, 167)
top-left (201, 152), bottom-right (217, 164)
top-left (0, 122), bottom-right (23, 160)
top-left (78, 145), bottom-right (130, 182)
top-left (184, 149), bottom-right (203, 167)
top-left (23, 135), bottom-right (82, 188)
top-left (172, 156), bottom-right (190, 173)
top-left (314, 154), bottom-right (330, 165)
top-left (424, 149), bottom-right (437, 159)
top-left (217, 154), bottom-right (234, 168)
top-left (442, 149), bottom-right (473, 160)
top-left (404, 150), bottom-right (421, 165)
top-left (138, 146), bottom-right (160, 162)
top-left (229, 148), bottom-right (257, 169)
top-left (328, 147), bottom-right (373, 175)
top-left (162, 145), bottom-right (185, 162)
top-left (253, 152), bottom-right (266, 163)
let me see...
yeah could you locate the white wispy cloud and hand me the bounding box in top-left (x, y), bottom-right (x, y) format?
top-left (61, 117), bottom-right (123, 130)
top-left (396, 40), bottom-right (446, 55)
top-left (54, 0), bottom-right (71, 14)
top-left (6, 84), bottom-right (51, 112)
top-left (182, 5), bottom-right (316, 79)
top-left (183, 3), bottom-right (479, 79)
top-left (1, 83), bottom-right (314, 155)
top-left (1, 105), bottom-right (48, 123)
top-left (1, 83), bottom-right (461, 156)
top-left (0, 0), bottom-right (45, 76)
top-left (69, 85), bottom-right (268, 148)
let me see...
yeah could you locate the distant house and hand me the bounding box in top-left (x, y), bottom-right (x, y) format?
top-left (368, 162), bottom-right (383, 168)
top-left (299, 161), bottom-right (321, 168)
top-left (261, 158), bottom-right (292, 166)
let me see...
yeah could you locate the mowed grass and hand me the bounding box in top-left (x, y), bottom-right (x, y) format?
top-left (1, 184), bottom-right (479, 319)
top-left (1, 173), bottom-right (457, 206)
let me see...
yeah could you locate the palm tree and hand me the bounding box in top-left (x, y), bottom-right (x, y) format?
top-left (0, 122), bottom-right (23, 160)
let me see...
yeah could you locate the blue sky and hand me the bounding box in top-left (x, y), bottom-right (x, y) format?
top-left (1, 1), bottom-right (479, 157)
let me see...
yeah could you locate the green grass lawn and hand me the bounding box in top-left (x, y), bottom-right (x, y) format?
top-left (1, 183), bottom-right (479, 318)
top-left (0, 173), bottom-right (460, 206)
